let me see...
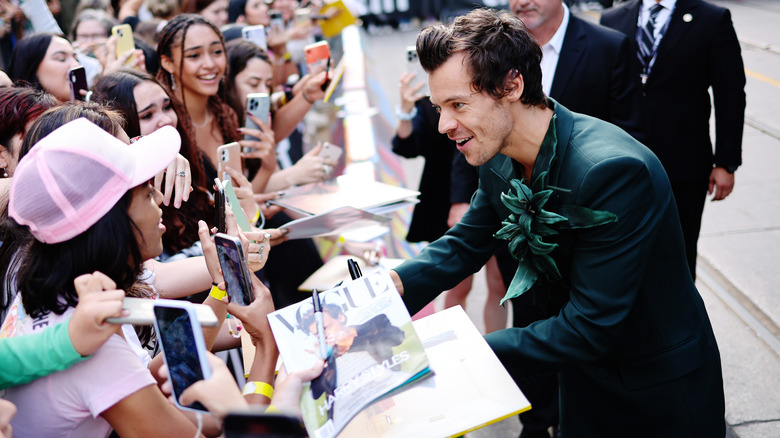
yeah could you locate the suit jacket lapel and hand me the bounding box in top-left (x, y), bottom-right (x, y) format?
top-left (550, 16), bottom-right (586, 100)
top-left (653, 0), bottom-right (698, 67)
top-left (608, 0), bottom-right (641, 42)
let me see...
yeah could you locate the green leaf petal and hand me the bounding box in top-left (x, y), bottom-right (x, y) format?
top-left (557, 205), bottom-right (618, 229)
top-left (531, 222), bottom-right (559, 237)
top-left (527, 234), bottom-right (557, 255)
top-left (532, 254), bottom-right (562, 281)
top-left (500, 191), bottom-right (526, 214)
top-left (536, 209), bottom-right (567, 224)
top-left (530, 189), bottom-right (554, 209)
top-left (500, 264), bottom-right (539, 305)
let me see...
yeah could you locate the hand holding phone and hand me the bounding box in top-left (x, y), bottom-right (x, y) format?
top-left (111, 24), bottom-right (136, 66)
top-left (318, 142), bottom-right (342, 164)
top-left (68, 66), bottom-right (88, 101)
top-left (153, 301), bottom-right (211, 412)
top-left (215, 233), bottom-right (255, 306)
top-left (304, 41), bottom-right (329, 73)
top-left (244, 93), bottom-right (270, 144)
top-left (217, 142), bottom-right (242, 183)
top-left (406, 46), bottom-right (429, 96)
top-left (241, 24), bottom-right (267, 51)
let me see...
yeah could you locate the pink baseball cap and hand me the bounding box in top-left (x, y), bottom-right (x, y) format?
top-left (9, 118), bottom-right (181, 244)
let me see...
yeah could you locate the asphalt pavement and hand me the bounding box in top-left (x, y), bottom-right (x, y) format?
top-left (358, 1), bottom-right (780, 436)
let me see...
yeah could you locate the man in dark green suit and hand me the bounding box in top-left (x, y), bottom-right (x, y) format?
top-left (389, 9), bottom-right (725, 436)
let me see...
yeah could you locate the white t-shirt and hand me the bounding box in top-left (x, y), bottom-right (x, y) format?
top-left (1, 295), bottom-right (156, 438)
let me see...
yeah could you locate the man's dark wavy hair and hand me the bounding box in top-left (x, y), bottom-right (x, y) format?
top-left (416, 8), bottom-right (546, 106)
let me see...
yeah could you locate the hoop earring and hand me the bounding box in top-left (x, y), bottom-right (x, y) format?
top-left (170, 73), bottom-right (177, 91)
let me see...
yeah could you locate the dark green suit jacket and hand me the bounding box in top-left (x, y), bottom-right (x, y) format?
top-left (396, 102), bottom-right (725, 436)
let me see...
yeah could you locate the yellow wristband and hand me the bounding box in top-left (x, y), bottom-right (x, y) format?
top-left (209, 284), bottom-right (227, 301)
top-left (265, 405), bottom-right (281, 413)
top-left (251, 208), bottom-right (261, 226)
top-left (243, 381), bottom-right (274, 398)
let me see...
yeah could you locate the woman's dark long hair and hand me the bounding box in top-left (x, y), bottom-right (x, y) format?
top-left (8, 102), bottom-right (156, 344)
top-left (17, 191), bottom-right (143, 317)
top-left (92, 69), bottom-right (216, 253)
top-left (7, 33), bottom-right (59, 90)
top-left (156, 14), bottom-right (240, 153)
top-left (224, 38), bottom-right (271, 122)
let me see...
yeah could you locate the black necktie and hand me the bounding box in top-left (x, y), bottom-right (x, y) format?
top-left (638, 4), bottom-right (664, 73)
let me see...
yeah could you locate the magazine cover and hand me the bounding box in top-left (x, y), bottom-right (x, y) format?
top-left (267, 269), bottom-right (431, 438)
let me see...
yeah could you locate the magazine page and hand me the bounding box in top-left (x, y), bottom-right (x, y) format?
top-left (267, 269), bottom-right (431, 438)
top-left (268, 176), bottom-right (420, 216)
top-left (340, 306), bottom-right (531, 437)
top-left (281, 206), bottom-right (389, 240)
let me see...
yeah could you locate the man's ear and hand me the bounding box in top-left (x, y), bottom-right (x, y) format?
top-left (160, 55), bottom-right (174, 75)
top-left (505, 70), bottom-right (525, 103)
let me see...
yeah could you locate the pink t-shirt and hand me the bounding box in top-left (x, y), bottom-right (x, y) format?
top-left (2, 298), bottom-right (156, 438)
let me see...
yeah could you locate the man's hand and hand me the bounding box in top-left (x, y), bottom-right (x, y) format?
top-left (389, 270), bottom-right (404, 296)
top-left (708, 167), bottom-right (735, 201)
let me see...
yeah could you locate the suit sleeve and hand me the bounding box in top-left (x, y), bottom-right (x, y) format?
top-left (485, 156), bottom-right (666, 376)
top-left (711, 9), bottom-right (745, 169)
top-left (607, 35), bottom-right (646, 143)
top-left (396, 175), bottom-right (503, 314)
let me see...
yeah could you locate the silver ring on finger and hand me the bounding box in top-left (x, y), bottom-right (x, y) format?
top-left (176, 171), bottom-right (186, 177)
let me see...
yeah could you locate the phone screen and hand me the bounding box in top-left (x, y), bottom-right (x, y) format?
top-left (154, 306), bottom-right (208, 412)
top-left (223, 412), bottom-right (307, 438)
top-left (215, 235), bottom-right (254, 306)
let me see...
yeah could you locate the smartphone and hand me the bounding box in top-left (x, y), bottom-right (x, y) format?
top-left (293, 8), bottom-right (311, 28)
top-left (406, 46), bottom-right (429, 97)
top-left (106, 297), bottom-right (219, 326)
top-left (214, 233), bottom-right (255, 306)
top-left (318, 142), bottom-right (342, 163)
top-left (223, 411), bottom-right (307, 438)
top-left (244, 93), bottom-right (270, 144)
top-left (217, 141), bottom-right (242, 183)
top-left (68, 66), bottom-right (88, 101)
top-left (214, 177), bottom-right (226, 234)
top-left (241, 24), bottom-right (267, 51)
top-left (269, 10), bottom-right (285, 34)
top-left (304, 41), bottom-right (330, 73)
top-left (111, 24), bottom-right (136, 66)
top-left (153, 301), bottom-right (211, 412)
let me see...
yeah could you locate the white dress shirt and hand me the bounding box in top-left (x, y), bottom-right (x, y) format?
top-left (639, 0), bottom-right (676, 41)
top-left (540, 4), bottom-right (570, 96)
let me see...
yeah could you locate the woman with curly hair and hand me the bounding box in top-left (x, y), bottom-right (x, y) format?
top-left (156, 14), bottom-right (276, 194)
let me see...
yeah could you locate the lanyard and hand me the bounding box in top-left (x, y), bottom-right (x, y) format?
top-left (636, 5), bottom-right (675, 84)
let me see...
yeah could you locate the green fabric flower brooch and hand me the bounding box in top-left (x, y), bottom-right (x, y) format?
top-left (494, 116), bottom-right (618, 305)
